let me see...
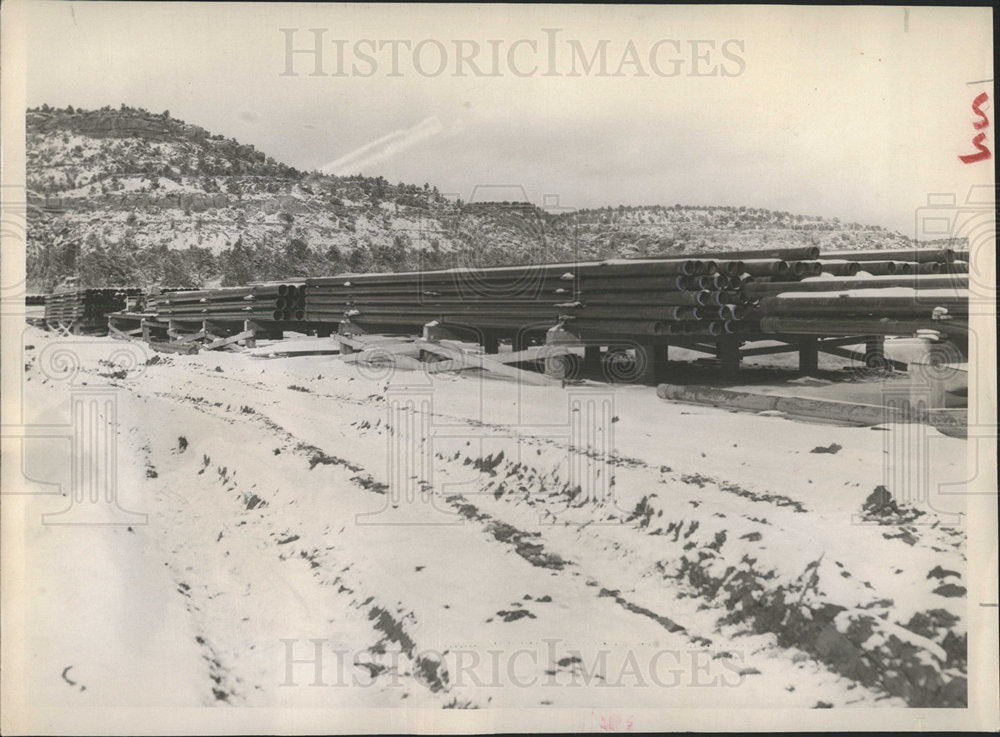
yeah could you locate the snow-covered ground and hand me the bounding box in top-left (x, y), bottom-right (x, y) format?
top-left (4, 327), bottom-right (970, 722)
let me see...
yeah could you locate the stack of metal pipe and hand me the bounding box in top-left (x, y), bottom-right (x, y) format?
top-left (146, 283), bottom-right (305, 323)
top-left (303, 256), bottom-right (769, 338)
top-left (34, 244), bottom-right (970, 346)
top-left (749, 276), bottom-right (970, 337)
top-left (299, 244), bottom-right (970, 339)
top-left (44, 288), bottom-right (140, 329)
top-left (815, 247), bottom-right (965, 276)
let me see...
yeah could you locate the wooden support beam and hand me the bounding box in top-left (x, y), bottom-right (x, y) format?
top-left (716, 335), bottom-right (741, 375)
top-left (652, 343), bottom-right (670, 381)
top-left (202, 321), bottom-right (225, 340)
top-left (108, 321), bottom-right (143, 340)
top-left (685, 342), bottom-right (718, 356)
top-left (203, 329), bottom-right (254, 351)
top-left (864, 336), bottom-right (886, 368)
top-left (739, 335), bottom-right (880, 358)
top-left (738, 341), bottom-right (797, 357)
top-left (908, 350), bottom-right (950, 409)
top-left (423, 320), bottom-right (463, 343)
top-left (818, 344), bottom-right (908, 371)
top-left (336, 319), bottom-right (365, 354)
top-left (243, 320), bottom-right (258, 349)
top-left (149, 341), bottom-right (199, 356)
top-left (333, 328), bottom-right (563, 384)
top-left (340, 346), bottom-right (425, 370)
top-left (414, 339), bottom-right (556, 385)
top-left (174, 329), bottom-right (207, 345)
top-left (336, 333), bottom-right (412, 353)
top-left (338, 340), bottom-right (421, 360)
top-left (820, 335), bottom-right (881, 349)
top-left (634, 342), bottom-right (660, 384)
top-left (799, 337), bottom-right (819, 374)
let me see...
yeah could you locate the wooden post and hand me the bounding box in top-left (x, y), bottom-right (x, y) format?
top-left (584, 344), bottom-right (601, 363)
top-left (716, 335), bottom-right (741, 377)
top-left (652, 343), bottom-right (669, 381)
top-left (543, 350), bottom-right (579, 381)
top-left (243, 320), bottom-right (257, 349)
top-left (799, 337), bottom-right (819, 374)
top-left (483, 332), bottom-right (499, 355)
top-left (336, 320), bottom-right (359, 355)
top-left (865, 336), bottom-right (886, 369)
top-left (634, 342), bottom-right (659, 384)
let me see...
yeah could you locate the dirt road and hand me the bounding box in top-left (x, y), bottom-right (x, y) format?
top-left (9, 329), bottom-right (968, 711)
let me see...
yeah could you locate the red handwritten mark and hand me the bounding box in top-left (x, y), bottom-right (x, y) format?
top-left (596, 713), bottom-right (635, 732)
top-left (971, 91), bottom-right (990, 129)
top-left (959, 133), bottom-right (991, 164)
top-left (959, 92), bottom-right (991, 163)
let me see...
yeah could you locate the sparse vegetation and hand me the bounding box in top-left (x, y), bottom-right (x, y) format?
top-left (25, 105), bottom-right (966, 292)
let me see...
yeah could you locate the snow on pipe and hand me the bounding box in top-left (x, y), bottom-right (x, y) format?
top-left (758, 294), bottom-right (970, 316)
top-left (759, 316), bottom-right (969, 336)
top-left (821, 247), bottom-right (957, 263)
top-left (742, 274), bottom-right (968, 296)
top-left (305, 259), bottom-right (708, 285)
top-left (47, 251), bottom-right (966, 338)
top-left (556, 319), bottom-right (668, 336)
top-left (812, 261), bottom-right (861, 276)
top-left (688, 246), bottom-right (820, 261)
top-left (736, 259), bottom-right (790, 276)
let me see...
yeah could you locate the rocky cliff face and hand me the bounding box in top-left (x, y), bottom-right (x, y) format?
top-left (26, 105), bottom-right (959, 291)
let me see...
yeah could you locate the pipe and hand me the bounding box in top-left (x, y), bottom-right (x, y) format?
top-left (571, 319), bottom-right (668, 336)
top-left (691, 246), bottom-right (820, 261)
top-left (737, 259), bottom-right (791, 276)
top-left (759, 293), bottom-right (969, 316)
top-left (820, 248), bottom-right (956, 263)
top-left (742, 274), bottom-right (968, 296)
top-left (760, 316), bottom-right (968, 336)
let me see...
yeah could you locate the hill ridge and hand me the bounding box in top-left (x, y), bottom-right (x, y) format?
top-left (26, 104), bottom-right (962, 291)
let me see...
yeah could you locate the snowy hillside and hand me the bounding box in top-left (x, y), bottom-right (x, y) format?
top-left (26, 106), bottom-right (964, 292)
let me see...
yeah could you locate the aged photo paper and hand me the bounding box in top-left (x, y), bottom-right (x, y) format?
top-left (1, 2), bottom-right (997, 734)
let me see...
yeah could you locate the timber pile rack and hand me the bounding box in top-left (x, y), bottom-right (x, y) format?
top-left (33, 245), bottom-right (972, 384)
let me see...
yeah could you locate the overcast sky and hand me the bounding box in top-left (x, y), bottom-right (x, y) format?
top-left (24, 2), bottom-right (994, 234)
